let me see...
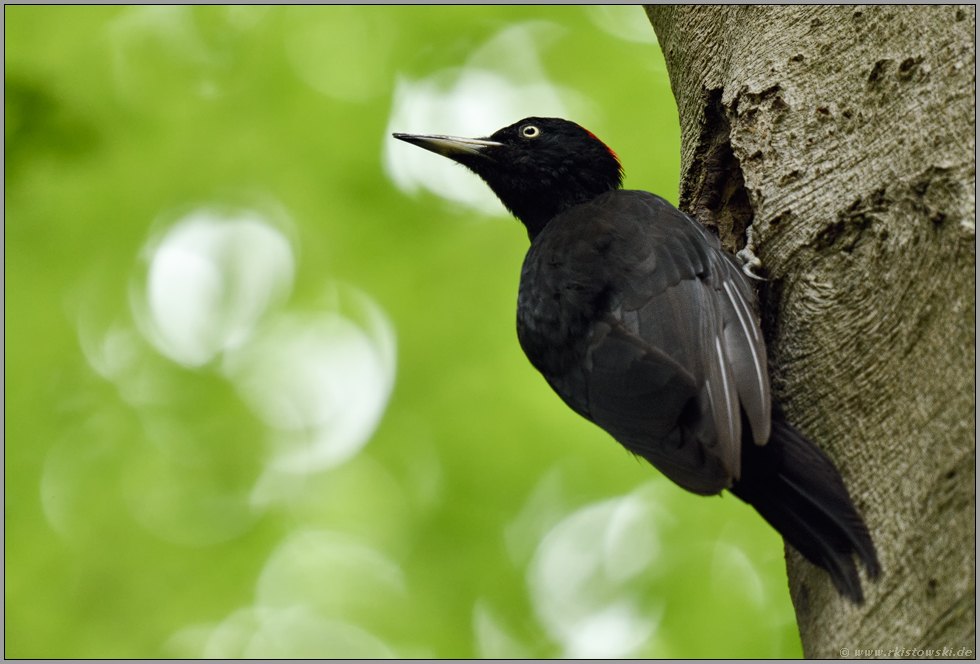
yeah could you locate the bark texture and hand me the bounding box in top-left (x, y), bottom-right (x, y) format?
top-left (646, 5), bottom-right (975, 658)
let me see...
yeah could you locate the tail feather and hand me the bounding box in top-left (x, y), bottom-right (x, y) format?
top-left (765, 497), bottom-right (863, 600)
top-left (730, 404), bottom-right (880, 603)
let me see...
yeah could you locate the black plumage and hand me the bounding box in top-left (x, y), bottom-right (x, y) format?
top-left (394, 117), bottom-right (880, 603)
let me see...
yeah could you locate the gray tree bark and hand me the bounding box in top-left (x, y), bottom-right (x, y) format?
top-left (645, 5), bottom-right (975, 659)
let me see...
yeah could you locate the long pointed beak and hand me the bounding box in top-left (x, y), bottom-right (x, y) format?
top-left (392, 132), bottom-right (502, 159)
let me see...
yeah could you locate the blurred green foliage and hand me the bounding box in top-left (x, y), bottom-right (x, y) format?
top-left (4, 6), bottom-right (802, 658)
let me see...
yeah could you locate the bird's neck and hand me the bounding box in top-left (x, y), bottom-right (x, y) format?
top-left (510, 186), bottom-right (618, 242)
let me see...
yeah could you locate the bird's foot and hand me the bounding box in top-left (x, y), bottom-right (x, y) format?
top-left (736, 246), bottom-right (765, 280)
top-left (736, 226), bottom-right (766, 281)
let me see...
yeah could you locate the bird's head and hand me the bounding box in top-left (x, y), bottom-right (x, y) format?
top-left (394, 117), bottom-right (623, 240)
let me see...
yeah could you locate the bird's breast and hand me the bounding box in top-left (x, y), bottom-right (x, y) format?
top-left (516, 219), bottom-right (625, 382)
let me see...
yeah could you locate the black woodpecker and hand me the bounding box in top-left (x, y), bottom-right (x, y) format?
top-left (394, 117), bottom-right (880, 603)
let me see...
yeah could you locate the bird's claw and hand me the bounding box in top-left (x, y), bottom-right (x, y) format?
top-left (736, 246), bottom-right (765, 280)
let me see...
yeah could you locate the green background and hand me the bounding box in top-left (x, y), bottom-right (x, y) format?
top-left (5, 6), bottom-right (802, 658)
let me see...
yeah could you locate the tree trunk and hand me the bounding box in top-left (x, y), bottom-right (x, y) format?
top-left (646, 5), bottom-right (975, 658)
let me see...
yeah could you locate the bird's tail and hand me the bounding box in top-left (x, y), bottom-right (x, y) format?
top-left (729, 404), bottom-right (881, 603)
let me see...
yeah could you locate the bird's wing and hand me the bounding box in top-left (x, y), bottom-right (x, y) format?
top-left (579, 192), bottom-right (770, 492)
top-left (586, 289), bottom-right (739, 495)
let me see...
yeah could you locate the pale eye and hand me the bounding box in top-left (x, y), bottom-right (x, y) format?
top-left (522, 125), bottom-right (540, 138)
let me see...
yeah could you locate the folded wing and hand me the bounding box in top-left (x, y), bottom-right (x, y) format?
top-left (578, 192), bottom-right (771, 494)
